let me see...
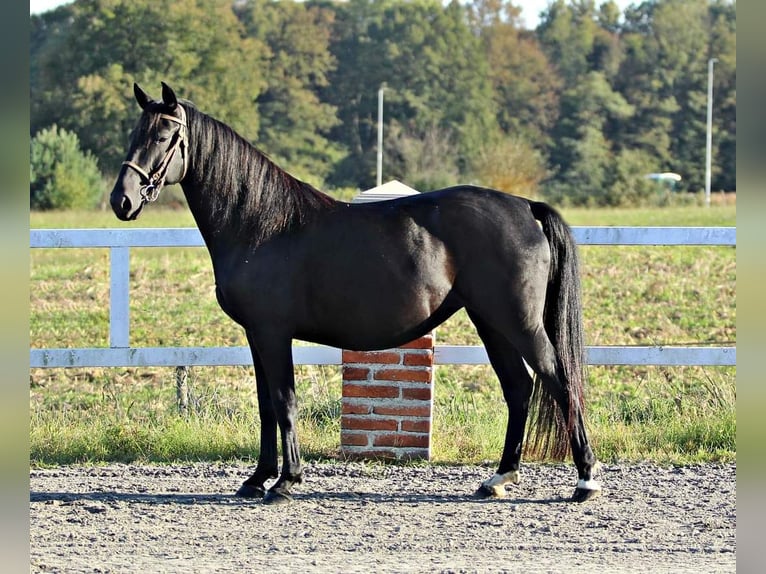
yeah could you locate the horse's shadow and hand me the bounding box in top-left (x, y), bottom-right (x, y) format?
top-left (30, 490), bottom-right (567, 506)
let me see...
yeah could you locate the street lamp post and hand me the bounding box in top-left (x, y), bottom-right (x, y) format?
top-left (705, 57), bottom-right (718, 207)
top-left (377, 85), bottom-right (385, 188)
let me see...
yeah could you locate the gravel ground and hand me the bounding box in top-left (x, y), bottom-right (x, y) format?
top-left (30, 461), bottom-right (736, 573)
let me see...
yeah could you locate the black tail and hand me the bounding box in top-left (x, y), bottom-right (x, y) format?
top-left (526, 200), bottom-right (587, 460)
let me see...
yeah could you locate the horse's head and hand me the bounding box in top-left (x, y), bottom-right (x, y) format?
top-left (110, 82), bottom-right (188, 221)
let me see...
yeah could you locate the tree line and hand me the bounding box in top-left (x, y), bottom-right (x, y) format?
top-left (30, 0), bottom-right (736, 208)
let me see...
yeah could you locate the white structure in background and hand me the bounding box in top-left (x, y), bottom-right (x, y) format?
top-left (645, 172), bottom-right (682, 192)
top-left (353, 180), bottom-right (419, 204)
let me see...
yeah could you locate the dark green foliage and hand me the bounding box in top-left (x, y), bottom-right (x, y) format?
top-left (30, 0), bottom-right (736, 204)
top-left (30, 125), bottom-right (104, 210)
top-left (383, 122), bottom-right (462, 192)
top-left (31, 0), bottom-right (269, 173)
top-left (236, 0), bottom-right (345, 187)
top-left (324, 0), bottom-right (496, 188)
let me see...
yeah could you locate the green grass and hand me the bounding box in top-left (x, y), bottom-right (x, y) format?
top-left (30, 203), bottom-right (736, 466)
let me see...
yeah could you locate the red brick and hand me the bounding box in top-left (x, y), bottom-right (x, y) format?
top-left (403, 352), bottom-right (433, 367)
top-left (373, 433), bottom-right (430, 448)
top-left (401, 419), bottom-right (431, 433)
top-left (342, 367), bottom-right (370, 381)
top-left (402, 387), bottom-right (432, 401)
top-left (401, 336), bottom-right (433, 349)
top-left (342, 383), bottom-right (400, 399)
top-left (342, 351), bottom-right (401, 365)
top-left (342, 416), bottom-right (398, 431)
top-left (373, 368), bottom-right (432, 383)
top-left (373, 404), bottom-right (431, 417)
top-left (341, 402), bottom-right (372, 415)
top-left (341, 432), bottom-right (369, 446)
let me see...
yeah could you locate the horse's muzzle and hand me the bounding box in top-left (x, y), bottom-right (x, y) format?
top-left (110, 190), bottom-right (144, 221)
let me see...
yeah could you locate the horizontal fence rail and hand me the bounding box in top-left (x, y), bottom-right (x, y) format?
top-left (30, 226), bottom-right (738, 249)
top-left (30, 226), bottom-right (736, 369)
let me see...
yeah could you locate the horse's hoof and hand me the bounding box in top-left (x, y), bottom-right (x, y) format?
top-left (263, 489), bottom-right (294, 505)
top-left (474, 483), bottom-right (506, 499)
top-left (572, 487), bottom-right (602, 503)
top-left (235, 483), bottom-right (266, 498)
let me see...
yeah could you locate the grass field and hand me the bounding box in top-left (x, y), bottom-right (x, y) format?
top-left (30, 201), bottom-right (736, 467)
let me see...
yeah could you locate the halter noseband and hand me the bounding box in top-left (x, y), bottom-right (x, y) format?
top-left (122, 106), bottom-right (188, 203)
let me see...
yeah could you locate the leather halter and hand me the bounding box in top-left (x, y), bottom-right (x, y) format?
top-left (122, 106), bottom-right (188, 203)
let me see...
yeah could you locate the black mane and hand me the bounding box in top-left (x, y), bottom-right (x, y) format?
top-left (183, 103), bottom-right (337, 247)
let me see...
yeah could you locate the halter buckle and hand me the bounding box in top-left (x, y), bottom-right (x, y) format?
top-left (141, 182), bottom-right (161, 203)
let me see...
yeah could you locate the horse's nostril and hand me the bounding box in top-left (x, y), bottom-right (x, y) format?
top-left (120, 196), bottom-right (132, 212)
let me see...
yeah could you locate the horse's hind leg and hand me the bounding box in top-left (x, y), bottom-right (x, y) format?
top-left (468, 311), bottom-right (534, 499)
top-left (514, 326), bottom-right (601, 502)
top-left (236, 333), bottom-right (279, 498)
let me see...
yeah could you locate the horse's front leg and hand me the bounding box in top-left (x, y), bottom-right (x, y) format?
top-left (236, 337), bottom-right (279, 498)
top-left (264, 388), bottom-right (303, 505)
top-left (250, 336), bottom-right (303, 505)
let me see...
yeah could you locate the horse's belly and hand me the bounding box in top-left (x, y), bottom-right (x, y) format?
top-left (297, 284), bottom-right (460, 351)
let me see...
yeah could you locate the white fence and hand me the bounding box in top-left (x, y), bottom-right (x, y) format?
top-left (30, 226), bottom-right (736, 369)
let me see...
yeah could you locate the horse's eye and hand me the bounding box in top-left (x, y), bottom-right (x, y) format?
top-left (154, 136), bottom-right (169, 144)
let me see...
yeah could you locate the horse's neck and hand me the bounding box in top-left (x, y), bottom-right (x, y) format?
top-left (180, 121), bottom-right (334, 255)
top-left (180, 185), bottom-right (225, 253)
top-left (180, 177), bottom-right (251, 257)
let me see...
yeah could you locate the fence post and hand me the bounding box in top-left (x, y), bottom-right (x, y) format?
top-left (175, 366), bottom-right (190, 416)
top-left (341, 333), bottom-right (435, 461)
top-left (109, 246), bottom-right (131, 349)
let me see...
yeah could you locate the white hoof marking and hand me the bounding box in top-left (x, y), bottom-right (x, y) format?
top-left (482, 470), bottom-right (521, 497)
top-left (576, 478), bottom-right (602, 491)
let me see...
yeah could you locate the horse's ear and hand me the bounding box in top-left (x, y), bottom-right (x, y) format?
top-left (134, 83), bottom-right (151, 110)
top-left (161, 82), bottom-right (178, 110)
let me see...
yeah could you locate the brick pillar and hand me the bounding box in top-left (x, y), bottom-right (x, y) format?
top-left (340, 333), bottom-right (434, 461)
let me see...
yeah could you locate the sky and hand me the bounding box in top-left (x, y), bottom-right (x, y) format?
top-left (30, 0), bottom-right (72, 16)
top-left (30, 0), bottom-right (634, 30)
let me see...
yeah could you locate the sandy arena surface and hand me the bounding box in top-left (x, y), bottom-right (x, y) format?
top-left (30, 461), bottom-right (736, 573)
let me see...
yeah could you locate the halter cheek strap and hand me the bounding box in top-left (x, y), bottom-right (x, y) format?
top-left (122, 107), bottom-right (188, 203)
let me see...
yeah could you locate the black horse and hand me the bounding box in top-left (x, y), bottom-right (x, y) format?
top-left (111, 83), bottom-right (601, 504)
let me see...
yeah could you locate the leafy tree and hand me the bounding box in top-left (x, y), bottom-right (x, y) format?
top-left (536, 0), bottom-right (632, 203)
top-left (609, 148), bottom-right (663, 206)
top-left (326, 0), bottom-right (496, 188)
top-left (597, 0), bottom-right (622, 34)
top-left (653, 0), bottom-right (712, 192)
top-left (30, 125), bottom-right (104, 210)
top-left (32, 0), bottom-right (269, 174)
top-left (469, 135), bottom-right (549, 198)
top-left (616, 0), bottom-right (736, 192)
top-left (29, 0), bottom-right (737, 201)
top-left (708, 0), bottom-right (736, 191)
top-left (384, 122), bottom-right (461, 191)
top-left (536, 0), bottom-right (626, 86)
top-left (468, 0), bottom-right (562, 150)
top-left (613, 20), bottom-right (680, 170)
top-left (31, 3), bottom-right (76, 129)
top-left (545, 71), bottom-right (635, 205)
top-left (235, 0), bottom-right (345, 187)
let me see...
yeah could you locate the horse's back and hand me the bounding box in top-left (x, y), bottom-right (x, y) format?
top-left (304, 185), bottom-right (550, 299)
top-left (396, 185), bottom-right (549, 265)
